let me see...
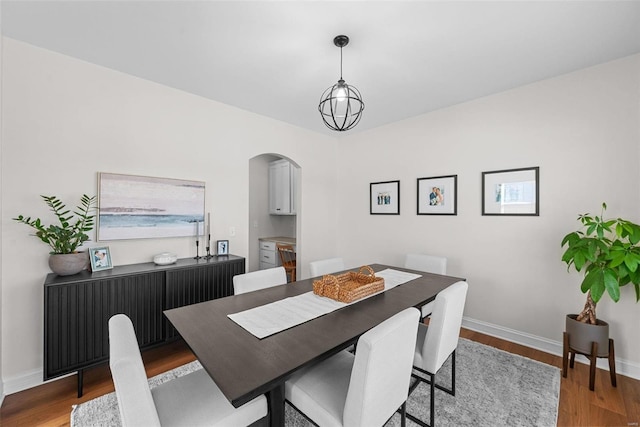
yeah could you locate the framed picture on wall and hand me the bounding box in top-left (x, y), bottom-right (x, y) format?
top-left (482, 166), bottom-right (539, 216)
top-left (370, 180), bottom-right (400, 215)
top-left (417, 175), bottom-right (458, 215)
top-left (217, 240), bottom-right (229, 255)
top-left (90, 246), bottom-right (113, 272)
top-left (97, 172), bottom-right (205, 241)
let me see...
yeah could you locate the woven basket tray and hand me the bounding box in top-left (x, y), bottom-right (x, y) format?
top-left (313, 265), bottom-right (385, 303)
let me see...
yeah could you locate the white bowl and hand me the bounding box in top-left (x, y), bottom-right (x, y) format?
top-left (153, 252), bottom-right (178, 265)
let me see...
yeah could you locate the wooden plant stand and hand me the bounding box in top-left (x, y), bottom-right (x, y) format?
top-left (562, 331), bottom-right (617, 391)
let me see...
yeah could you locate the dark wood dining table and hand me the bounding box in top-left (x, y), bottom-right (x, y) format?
top-left (164, 264), bottom-right (464, 426)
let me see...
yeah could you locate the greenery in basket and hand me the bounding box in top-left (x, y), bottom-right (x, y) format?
top-left (561, 203), bottom-right (640, 324)
top-left (13, 194), bottom-right (97, 254)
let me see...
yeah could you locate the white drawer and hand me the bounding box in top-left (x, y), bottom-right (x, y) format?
top-left (260, 261), bottom-right (275, 270)
top-left (260, 249), bottom-right (277, 264)
top-left (260, 241), bottom-right (276, 251)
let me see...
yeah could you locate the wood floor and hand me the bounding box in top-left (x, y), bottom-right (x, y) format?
top-left (1, 328), bottom-right (639, 426)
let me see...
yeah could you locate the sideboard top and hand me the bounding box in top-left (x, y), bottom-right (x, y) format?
top-left (44, 254), bottom-right (244, 286)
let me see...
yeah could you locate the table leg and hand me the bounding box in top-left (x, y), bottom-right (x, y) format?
top-left (267, 383), bottom-right (285, 427)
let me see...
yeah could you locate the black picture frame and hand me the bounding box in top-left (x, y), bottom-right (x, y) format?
top-left (417, 175), bottom-right (458, 215)
top-left (482, 166), bottom-right (539, 216)
top-left (216, 240), bottom-right (229, 255)
top-left (370, 180), bottom-right (400, 215)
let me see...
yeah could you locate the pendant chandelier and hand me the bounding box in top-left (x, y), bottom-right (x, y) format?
top-left (318, 35), bottom-right (365, 132)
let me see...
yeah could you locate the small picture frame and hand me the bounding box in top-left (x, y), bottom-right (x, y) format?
top-left (417, 175), bottom-right (458, 215)
top-left (482, 166), bottom-right (539, 216)
top-left (90, 246), bottom-right (113, 272)
top-left (216, 240), bottom-right (229, 255)
top-left (370, 180), bottom-right (400, 215)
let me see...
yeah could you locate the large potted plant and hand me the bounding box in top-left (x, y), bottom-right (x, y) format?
top-left (14, 194), bottom-right (97, 276)
top-left (561, 202), bottom-right (640, 356)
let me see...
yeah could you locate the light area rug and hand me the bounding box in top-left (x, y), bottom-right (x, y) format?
top-left (71, 338), bottom-right (560, 427)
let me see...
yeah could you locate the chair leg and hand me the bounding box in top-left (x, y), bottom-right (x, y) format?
top-left (407, 354), bottom-right (457, 427)
top-left (608, 339), bottom-right (617, 387)
top-left (430, 372), bottom-right (435, 427)
top-left (450, 350), bottom-right (456, 396)
top-left (589, 341), bottom-right (598, 391)
top-left (406, 372), bottom-right (434, 427)
top-left (400, 401), bottom-right (407, 427)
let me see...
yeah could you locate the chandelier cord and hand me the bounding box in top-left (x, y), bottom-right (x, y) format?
top-left (340, 47), bottom-right (343, 80)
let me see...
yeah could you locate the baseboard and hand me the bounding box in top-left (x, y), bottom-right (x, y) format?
top-left (462, 316), bottom-right (640, 381)
top-left (2, 368), bottom-right (44, 395)
top-left (3, 364), bottom-right (82, 396)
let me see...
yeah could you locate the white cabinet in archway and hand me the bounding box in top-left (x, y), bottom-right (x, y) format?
top-left (269, 159), bottom-right (297, 215)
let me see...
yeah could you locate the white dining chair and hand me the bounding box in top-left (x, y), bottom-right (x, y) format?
top-left (233, 266), bottom-right (287, 295)
top-left (309, 257), bottom-right (345, 277)
top-left (404, 253), bottom-right (448, 319)
top-left (108, 314), bottom-right (267, 427)
top-left (409, 280), bottom-right (468, 427)
top-left (285, 307), bottom-right (420, 427)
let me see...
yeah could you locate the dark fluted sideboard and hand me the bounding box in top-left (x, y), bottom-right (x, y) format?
top-left (43, 255), bottom-right (244, 396)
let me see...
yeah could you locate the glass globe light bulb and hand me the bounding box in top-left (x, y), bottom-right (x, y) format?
top-left (335, 80), bottom-right (347, 102)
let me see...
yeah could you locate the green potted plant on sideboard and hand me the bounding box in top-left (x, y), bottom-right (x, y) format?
top-left (14, 194), bottom-right (97, 276)
top-left (561, 202), bottom-right (640, 371)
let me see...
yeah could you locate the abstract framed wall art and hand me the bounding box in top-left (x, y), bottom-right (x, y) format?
top-left (97, 172), bottom-right (205, 240)
top-left (417, 175), bottom-right (457, 215)
top-left (370, 180), bottom-right (400, 215)
top-left (482, 167), bottom-right (539, 216)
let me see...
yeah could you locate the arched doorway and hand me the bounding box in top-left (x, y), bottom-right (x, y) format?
top-left (248, 154), bottom-right (300, 278)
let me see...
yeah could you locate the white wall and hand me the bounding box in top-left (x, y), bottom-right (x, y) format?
top-left (0, 5), bottom-right (5, 406)
top-left (336, 54), bottom-right (640, 375)
top-left (0, 38), bottom-right (338, 393)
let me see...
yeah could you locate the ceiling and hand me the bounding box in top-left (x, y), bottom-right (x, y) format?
top-left (2, 1), bottom-right (640, 136)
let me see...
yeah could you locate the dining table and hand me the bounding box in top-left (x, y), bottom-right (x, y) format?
top-left (164, 263), bottom-right (464, 426)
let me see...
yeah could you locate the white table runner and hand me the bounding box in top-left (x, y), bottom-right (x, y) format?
top-left (228, 268), bottom-right (422, 339)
